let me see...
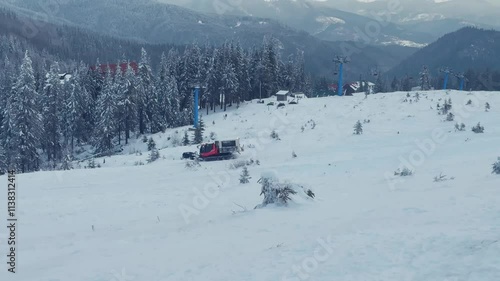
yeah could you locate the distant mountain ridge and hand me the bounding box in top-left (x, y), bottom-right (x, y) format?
top-left (387, 27), bottom-right (500, 78)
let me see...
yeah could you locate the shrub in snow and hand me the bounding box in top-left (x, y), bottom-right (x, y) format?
top-left (492, 158), bottom-right (500, 175)
top-left (270, 130), bottom-right (280, 140)
top-left (472, 123), bottom-right (485, 134)
top-left (455, 123), bottom-right (466, 132)
top-left (239, 166), bottom-right (251, 184)
top-left (171, 134), bottom-right (181, 147)
top-left (292, 151), bottom-right (297, 158)
top-left (142, 135), bottom-right (148, 143)
top-left (147, 148), bottom-right (160, 163)
top-left (230, 160), bottom-right (247, 170)
top-left (209, 132), bottom-right (217, 140)
top-left (185, 159), bottom-right (200, 169)
top-left (255, 172), bottom-right (315, 209)
top-left (446, 112), bottom-right (455, 122)
top-left (134, 161), bottom-right (145, 166)
top-left (433, 173), bottom-right (454, 182)
top-left (394, 167), bottom-right (413, 177)
top-left (466, 99), bottom-right (472, 105)
top-left (301, 126), bottom-right (305, 133)
top-left (147, 137), bottom-right (156, 151)
top-left (353, 120), bottom-right (363, 135)
top-left (485, 102), bottom-right (491, 112)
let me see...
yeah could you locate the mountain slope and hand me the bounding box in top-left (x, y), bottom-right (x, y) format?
top-left (2, 90), bottom-right (500, 281)
top-left (387, 27), bottom-right (500, 77)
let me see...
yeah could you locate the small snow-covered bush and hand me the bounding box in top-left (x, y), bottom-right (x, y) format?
top-left (185, 159), bottom-right (200, 169)
top-left (255, 172), bottom-right (315, 209)
top-left (492, 158), bottom-right (500, 175)
top-left (230, 160), bottom-right (247, 170)
top-left (485, 102), bottom-right (491, 112)
top-left (394, 167), bottom-right (413, 177)
top-left (292, 151), bottom-right (297, 158)
top-left (209, 132), bottom-right (217, 140)
top-left (446, 113), bottom-right (455, 122)
top-left (171, 134), bottom-right (181, 147)
top-left (472, 123), bottom-right (485, 134)
top-left (270, 130), bottom-right (280, 140)
top-left (455, 123), bottom-right (466, 132)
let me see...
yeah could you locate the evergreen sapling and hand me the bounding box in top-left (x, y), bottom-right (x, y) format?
top-left (239, 166), bottom-right (251, 184)
top-left (353, 120), bottom-right (363, 135)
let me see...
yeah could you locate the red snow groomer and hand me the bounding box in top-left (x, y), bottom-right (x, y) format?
top-left (199, 139), bottom-right (241, 161)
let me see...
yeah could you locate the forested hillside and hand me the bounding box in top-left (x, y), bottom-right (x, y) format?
top-left (0, 10), bottom-right (309, 173)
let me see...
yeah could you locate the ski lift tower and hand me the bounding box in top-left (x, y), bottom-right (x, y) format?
top-left (440, 67), bottom-right (453, 90)
top-left (333, 56), bottom-right (350, 96)
top-left (454, 72), bottom-right (467, 91)
top-left (190, 80), bottom-right (206, 129)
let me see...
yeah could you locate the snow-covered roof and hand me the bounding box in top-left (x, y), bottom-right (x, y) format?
top-left (276, 90), bottom-right (289, 96)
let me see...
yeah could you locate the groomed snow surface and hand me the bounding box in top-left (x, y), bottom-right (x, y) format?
top-left (2, 90), bottom-right (500, 281)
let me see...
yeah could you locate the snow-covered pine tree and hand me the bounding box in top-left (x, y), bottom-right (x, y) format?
top-left (137, 48), bottom-right (154, 134)
top-left (93, 68), bottom-right (118, 155)
top-left (9, 51), bottom-right (43, 172)
top-left (221, 63), bottom-right (239, 112)
top-left (374, 74), bottom-right (386, 93)
top-left (192, 116), bottom-right (205, 144)
top-left (239, 166), bottom-right (251, 184)
top-left (43, 62), bottom-right (64, 166)
top-left (121, 62), bottom-right (138, 144)
top-left (147, 137), bottom-right (156, 151)
top-left (147, 147), bottom-right (160, 163)
top-left (420, 65), bottom-right (431, 91)
top-left (182, 130), bottom-right (190, 146)
top-left (60, 149), bottom-right (73, 171)
top-left (63, 69), bottom-right (85, 154)
top-left (354, 120), bottom-right (363, 135)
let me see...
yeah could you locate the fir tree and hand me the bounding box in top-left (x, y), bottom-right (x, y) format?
top-left (42, 62), bottom-right (64, 165)
top-left (147, 148), bottom-right (161, 163)
top-left (182, 130), bottom-right (190, 146)
top-left (420, 65), bottom-right (431, 91)
top-left (60, 151), bottom-right (73, 171)
top-left (93, 68), bottom-right (118, 155)
top-left (193, 116), bottom-right (205, 144)
top-left (147, 137), bottom-right (156, 151)
top-left (239, 166), bottom-right (251, 184)
top-left (353, 120), bottom-right (363, 135)
top-left (8, 51), bottom-right (43, 172)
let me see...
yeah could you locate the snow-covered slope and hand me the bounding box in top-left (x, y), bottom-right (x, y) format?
top-left (2, 90), bottom-right (500, 281)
